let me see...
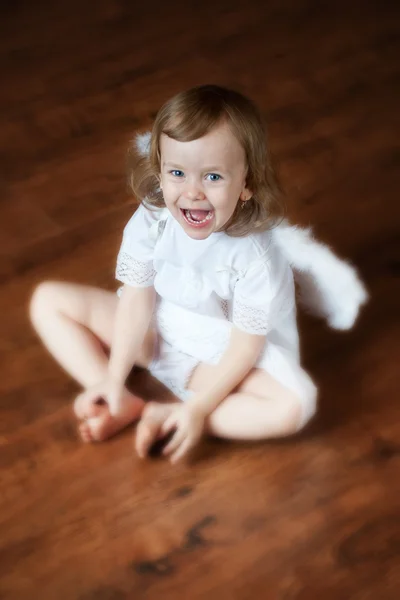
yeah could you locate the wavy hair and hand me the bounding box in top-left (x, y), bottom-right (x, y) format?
top-left (128, 85), bottom-right (283, 236)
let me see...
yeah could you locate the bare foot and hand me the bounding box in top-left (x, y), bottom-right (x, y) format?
top-left (135, 402), bottom-right (176, 458)
top-left (74, 389), bottom-right (144, 442)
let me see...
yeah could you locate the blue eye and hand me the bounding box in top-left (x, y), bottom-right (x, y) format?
top-left (207, 173), bottom-right (221, 182)
top-left (170, 169), bottom-right (184, 177)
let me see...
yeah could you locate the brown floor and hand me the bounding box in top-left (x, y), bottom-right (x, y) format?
top-left (1, 1), bottom-right (399, 598)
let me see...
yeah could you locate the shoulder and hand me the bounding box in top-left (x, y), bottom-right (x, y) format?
top-left (124, 202), bottom-right (166, 231)
top-left (231, 228), bottom-right (295, 300)
top-left (123, 202), bottom-right (170, 247)
top-left (118, 202), bottom-right (169, 261)
top-left (219, 230), bottom-right (273, 274)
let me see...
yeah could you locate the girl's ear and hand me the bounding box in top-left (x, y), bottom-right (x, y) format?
top-left (240, 187), bottom-right (252, 202)
top-left (240, 170), bottom-right (252, 201)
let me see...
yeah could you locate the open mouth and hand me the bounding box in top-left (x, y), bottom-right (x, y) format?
top-left (181, 208), bottom-right (214, 228)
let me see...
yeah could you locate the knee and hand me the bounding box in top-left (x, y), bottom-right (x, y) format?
top-left (29, 281), bottom-right (61, 326)
top-left (289, 385), bottom-right (318, 434)
top-left (281, 401), bottom-right (304, 435)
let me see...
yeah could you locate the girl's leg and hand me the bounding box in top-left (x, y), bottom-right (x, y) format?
top-left (30, 281), bottom-right (155, 442)
top-left (189, 364), bottom-right (317, 440)
top-left (135, 365), bottom-right (316, 456)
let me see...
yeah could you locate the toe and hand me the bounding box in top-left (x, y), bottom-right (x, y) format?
top-left (74, 392), bottom-right (87, 419)
top-left (77, 392), bottom-right (146, 444)
top-left (85, 417), bottom-right (107, 442)
top-left (79, 421), bottom-right (93, 443)
top-left (79, 416), bottom-right (112, 443)
top-left (135, 403), bottom-right (173, 458)
top-left (74, 391), bottom-right (105, 420)
top-left (135, 421), bottom-right (157, 458)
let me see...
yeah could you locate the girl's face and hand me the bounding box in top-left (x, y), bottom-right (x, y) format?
top-left (159, 121), bottom-right (252, 240)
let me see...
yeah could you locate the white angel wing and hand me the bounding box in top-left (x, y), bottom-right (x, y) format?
top-left (134, 132), bottom-right (151, 156)
top-left (272, 221), bottom-right (368, 330)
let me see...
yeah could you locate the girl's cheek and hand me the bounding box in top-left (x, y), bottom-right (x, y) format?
top-left (212, 189), bottom-right (229, 206)
top-left (162, 182), bottom-right (174, 196)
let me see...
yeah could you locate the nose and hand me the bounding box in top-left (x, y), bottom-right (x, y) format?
top-left (182, 180), bottom-right (206, 201)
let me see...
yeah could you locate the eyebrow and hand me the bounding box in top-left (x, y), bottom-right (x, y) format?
top-left (163, 161), bottom-right (184, 169)
top-left (163, 161), bottom-right (229, 173)
top-left (203, 165), bottom-right (228, 172)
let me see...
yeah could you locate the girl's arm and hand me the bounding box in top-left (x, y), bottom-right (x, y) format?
top-left (160, 327), bottom-right (266, 462)
top-left (189, 326), bottom-right (266, 416)
top-left (107, 284), bottom-right (156, 403)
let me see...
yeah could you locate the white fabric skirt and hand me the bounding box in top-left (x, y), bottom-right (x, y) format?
top-left (148, 300), bottom-right (317, 428)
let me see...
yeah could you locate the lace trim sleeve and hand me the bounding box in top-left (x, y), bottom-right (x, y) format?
top-left (232, 299), bottom-right (269, 335)
top-left (232, 258), bottom-right (272, 335)
top-left (116, 251), bottom-right (156, 287)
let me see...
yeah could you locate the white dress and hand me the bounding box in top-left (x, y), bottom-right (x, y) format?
top-left (116, 203), bottom-right (317, 424)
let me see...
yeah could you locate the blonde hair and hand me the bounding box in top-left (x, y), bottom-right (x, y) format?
top-left (128, 85), bottom-right (283, 236)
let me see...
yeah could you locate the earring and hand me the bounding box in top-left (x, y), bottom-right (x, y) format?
top-left (240, 200), bottom-right (246, 210)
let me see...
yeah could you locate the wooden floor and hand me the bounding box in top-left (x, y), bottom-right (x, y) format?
top-left (1, 1), bottom-right (399, 598)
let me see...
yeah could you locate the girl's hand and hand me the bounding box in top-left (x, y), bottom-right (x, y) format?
top-left (79, 376), bottom-right (126, 415)
top-left (161, 403), bottom-right (207, 463)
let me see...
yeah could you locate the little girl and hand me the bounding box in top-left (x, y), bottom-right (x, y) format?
top-left (30, 85), bottom-right (367, 463)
